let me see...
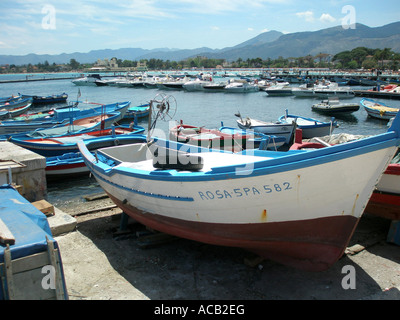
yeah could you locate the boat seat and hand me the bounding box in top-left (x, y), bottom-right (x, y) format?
top-left (152, 146), bottom-right (204, 171)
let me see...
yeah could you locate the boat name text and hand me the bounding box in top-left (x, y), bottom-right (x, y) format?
top-left (198, 183), bottom-right (292, 200)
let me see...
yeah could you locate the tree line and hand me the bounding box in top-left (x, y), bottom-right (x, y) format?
top-left (1, 47), bottom-right (399, 73)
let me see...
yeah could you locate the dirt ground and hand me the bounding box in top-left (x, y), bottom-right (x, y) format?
top-left (53, 195), bottom-right (400, 301)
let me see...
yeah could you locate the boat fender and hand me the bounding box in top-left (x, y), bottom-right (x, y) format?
top-left (152, 147), bottom-right (204, 171)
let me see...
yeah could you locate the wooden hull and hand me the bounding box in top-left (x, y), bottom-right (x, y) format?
top-left (109, 192), bottom-right (358, 271)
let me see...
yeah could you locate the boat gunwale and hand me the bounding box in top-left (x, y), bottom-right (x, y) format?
top-left (78, 127), bottom-right (400, 182)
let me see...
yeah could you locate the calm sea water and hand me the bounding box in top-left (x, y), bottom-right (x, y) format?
top-left (1, 73), bottom-right (399, 210)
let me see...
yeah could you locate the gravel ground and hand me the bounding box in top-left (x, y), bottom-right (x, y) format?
top-left (53, 194), bottom-right (400, 301)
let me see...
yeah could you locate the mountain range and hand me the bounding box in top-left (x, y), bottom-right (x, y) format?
top-left (1, 21), bottom-right (399, 66)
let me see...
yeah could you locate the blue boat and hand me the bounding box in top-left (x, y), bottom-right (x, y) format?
top-left (8, 124), bottom-right (145, 157)
top-left (0, 184), bottom-right (68, 300)
top-left (218, 124), bottom-right (286, 149)
top-left (124, 103), bottom-right (150, 119)
top-left (0, 101), bottom-right (131, 135)
top-left (361, 98), bottom-right (399, 120)
top-left (0, 97), bottom-right (33, 110)
top-left (278, 109), bottom-right (337, 139)
top-left (45, 134), bottom-right (147, 178)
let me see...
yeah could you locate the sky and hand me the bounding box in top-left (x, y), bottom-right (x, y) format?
top-left (1, 0), bottom-right (399, 56)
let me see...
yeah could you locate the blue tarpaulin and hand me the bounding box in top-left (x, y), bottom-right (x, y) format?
top-left (0, 184), bottom-right (55, 264)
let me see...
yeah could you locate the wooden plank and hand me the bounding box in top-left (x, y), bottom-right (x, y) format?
top-left (0, 218), bottom-right (15, 245)
top-left (32, 200), bottom-right (55, 217)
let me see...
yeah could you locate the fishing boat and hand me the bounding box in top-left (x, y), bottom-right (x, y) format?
top-left (365, 157), bottom-right (400, 221)
top-left (0, 97), bottom-right (33, 110)
top-left (0, 101), bottom-right (131, 135)
top-left (45, 152), bottom-right (90, 178)
top-left (236, 113), bottom-right (296, 144)
top-left (45, 134), bottom-right (148, 178)
top-left (21, 93), bottom-right (68, 105)
top-left (169, 123), bottom-right (251, 152)
top-left (0, 102), bottom-right (32, 120)
top-left (278, 110), bottom-right (337, 139)
top-left (124, 103), bottom-right (150, 120)
top-left (311, 97), bottom-right (360, 114)
top-left (77, 108), bottom-right (400, 271)
top-left (9, 124), bottom-right (145, 157)
top-left (361, 98), bottom-right (399, 120)
top-left (218, 124), bottom-right (286, 150)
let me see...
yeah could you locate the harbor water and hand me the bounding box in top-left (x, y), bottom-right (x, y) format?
top-left (1, 73), bottom-right (399, 211)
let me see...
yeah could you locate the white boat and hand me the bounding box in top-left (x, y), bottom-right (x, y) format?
top-left (292, 82), bottom-right (355, 99)
top-left (278, 110), bottom-right (337, 139)
top-left (202, 81), bottom-right (227, 92)
top-left (265, 84), bottom-right (293, 96)
top-left (157, 77), bottom-right (190, 90)
top-left (183, 75), bottom-right (213, 92)
top-left (311, 97), bottom-right (360, 114)
top-left (224, 80), bottom-right (259, 93)
top-left (72, 74), bottom-right (103, 86)
top-left (77, 111), bottom-right (400, 271)
top-left (236, 114), bottom-right (296, 144)
top-left (361, 98), bottom-right (399, 120)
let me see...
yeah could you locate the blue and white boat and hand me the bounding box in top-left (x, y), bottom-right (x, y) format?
top-left (278, 110), bottom-right (337, 139)
top-left (124, 103), bottom-right (150, 120)
top-left (77, 111), bottom-right (400, 271)
top-left (8, 124), bottom-right (145, 157)
top-left (0, 101), bottom-right (131, 135)
top-left (218, 124), bottom-right (286, 149)
top-left (361, 98), bottom-right (399, 120)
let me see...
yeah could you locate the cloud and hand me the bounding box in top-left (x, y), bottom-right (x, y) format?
top-left (296, 11), bottom-right (314, 22)
top-left (319, 13), bottom-right (336, 23)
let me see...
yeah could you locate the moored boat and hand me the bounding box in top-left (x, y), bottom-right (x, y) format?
top-left (236, 114), bottom-right (296, 144)
top-left (0, 102), bottom-right (32, 120)
top-left (124, 103), bottom-right (150, 120)
top-left (311, 97), bottom-right (360, 114)
top-left (77, 111), bottom-right (400, 271)
top-left (0, 101), bottom-right (131, 135)
top-left (169, 123), bottom-right (251, 152)
top-left (9, 124), bottom-right (145, 157)
top-left (278, 110), bottom-right (337, 139)
top-left (361, 98), bottom-right (399, 120)
top-left (21, 93), bottom-right (68, 105)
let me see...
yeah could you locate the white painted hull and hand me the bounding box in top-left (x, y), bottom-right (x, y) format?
top-left (78, 118), bottom-right (400, 271)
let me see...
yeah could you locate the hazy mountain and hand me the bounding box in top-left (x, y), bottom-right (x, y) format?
top-left (202, 22), bottom-right (400, 61)
top-left (0, 22), bottom-right (399, 65)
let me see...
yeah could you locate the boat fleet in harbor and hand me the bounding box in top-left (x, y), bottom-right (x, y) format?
top-left (1, 69), bottom-right (400, 272)
top-left (71, 71), bottom-right (400, 99)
